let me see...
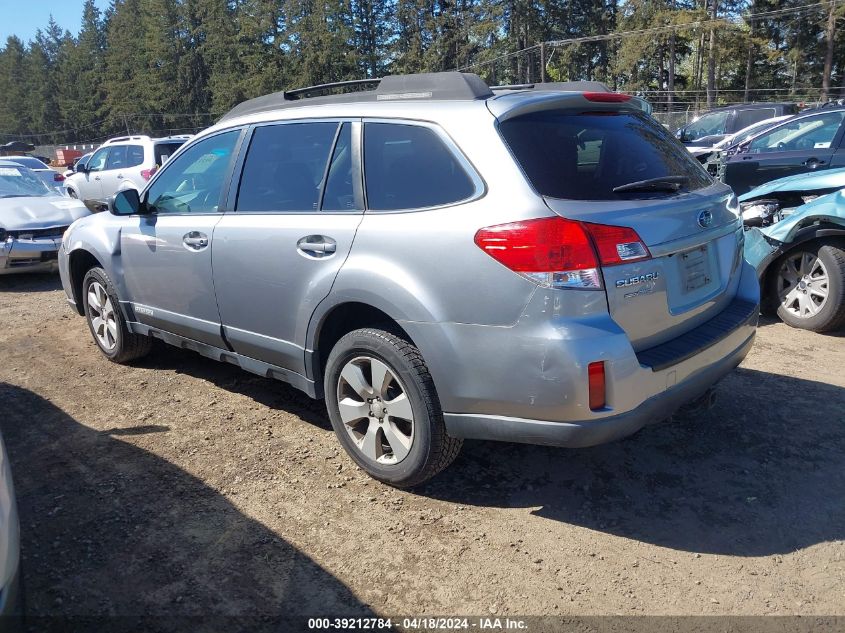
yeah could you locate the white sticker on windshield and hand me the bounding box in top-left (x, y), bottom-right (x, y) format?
top-left (814, 142), bottom-right (832, 149)
top-left (0, 167), bottom-right (21, 177)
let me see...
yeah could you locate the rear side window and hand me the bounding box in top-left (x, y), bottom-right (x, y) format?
top-left (364, 123), bottom-right (475, 210)
top-left (735, 108), bottom-right (775, 130)
top-left (499, 110), bottom-right (711, 200)
top-left (237, 122), bottom-right (337, 212)
top-left (126, 145), bottom-right (144, 168)
top-left (154, 142), bottom-right (184, 166)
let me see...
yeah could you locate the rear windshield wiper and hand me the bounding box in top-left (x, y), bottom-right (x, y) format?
top-left (612, 176), bottom-right (689, 193)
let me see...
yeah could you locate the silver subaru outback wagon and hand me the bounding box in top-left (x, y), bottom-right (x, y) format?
top-left (59, 72), bottom-right (759, 487)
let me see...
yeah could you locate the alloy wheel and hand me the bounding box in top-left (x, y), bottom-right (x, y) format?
top-left (336, 355), bottom-right (415, 465)
top-left (777, 251), bottom-right (830, 319)
top-left (87, 281), bottom-right (118, 351)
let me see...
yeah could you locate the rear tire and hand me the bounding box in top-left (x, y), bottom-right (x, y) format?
top-left (324, 328), bottom-right (462, 488)
top-left (82, 267), bottom-right (152, 363)
top-left (772, 242), bottom-right (845, 332)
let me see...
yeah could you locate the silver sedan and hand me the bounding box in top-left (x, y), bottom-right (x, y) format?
top-left (0, 160), bottom-right (90, 275)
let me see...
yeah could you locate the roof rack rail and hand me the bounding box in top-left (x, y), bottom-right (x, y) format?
top-left (491, 81), bottom-right (614, 93)
top-left (219, 72), bottom-right (495, 121)
top-left (284, 78), bottom-right (382, 100)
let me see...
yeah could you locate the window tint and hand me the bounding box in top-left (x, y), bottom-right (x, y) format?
top-left (749, 112), bottom-right (845, 153)
top-left (322, 123), bottom-right (355, 211)
top-left (364, 123), bottom-right (475, 211)
top-left (735, 108), bottom-right (775, 130)
top-left (7, 156), bottom-right (46, 170)
top-left (87, 148), bottom-right (109, 172)
top-left (105, 146), bottom-right (127, 170)
top-left (154, 142), bottom-right (184, 166)
top-left (126, 145), bottom-right (144, 168)
top-left (146, 130), bottom-right (240, 214)
top-left (237, 122), bottom-right (338, 212)
top-left (499, 110), bottom-right (711, 200)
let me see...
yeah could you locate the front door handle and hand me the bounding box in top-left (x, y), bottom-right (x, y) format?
top-left (116, 174), bottom-right (123, 179)
top-left (803, 157), bottom-right (826, 169)
top-left (183, 231), bottom-right (209, 251)
top-left (297, 235), bottom-right (337, 257)
top-left (94, 176), bottom-right (101, 180)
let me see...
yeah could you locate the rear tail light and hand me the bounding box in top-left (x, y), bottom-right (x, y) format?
top-left (588, 361), bottom-right (606, 410)
top-left (581, 222), bottom-right (650, 265)
top-left (474, 217), bottom-right (651, 289)
top-left (141, 166), bottom-right (158, 181)
top-left (53, 172), bottom-right (65, 182)
top-left (474, 217), bottom-right (601, 289)
top-left (583, 92), bottom-right (631, 103)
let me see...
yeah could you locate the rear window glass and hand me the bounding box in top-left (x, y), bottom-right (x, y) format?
top-left (499, 110), bottom-right (711, 200)
top-left (7, 156), bottom-right (46, 170)
top-left (154, 142), bottom-right (184, 166)
top-left (735, 108), bottom-right (775, 130)
top-left (364, 123), bottom-right (475, 210)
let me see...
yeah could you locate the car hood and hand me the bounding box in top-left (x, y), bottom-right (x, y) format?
top-left (737, 167), bottom-right (845, 202)
top-left (0, 195), bottom-right (90, 230)
top-left (744, 189), bottom-right (845, 269)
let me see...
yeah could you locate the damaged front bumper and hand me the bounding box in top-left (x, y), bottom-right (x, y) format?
top-left (0, 236), bottom-right (62, 275)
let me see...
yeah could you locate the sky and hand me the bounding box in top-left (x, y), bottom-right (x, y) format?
top-left (0, 0), bottom-right (110, 45)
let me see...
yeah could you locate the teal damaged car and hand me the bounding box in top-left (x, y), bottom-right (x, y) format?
top-left (744, 186), bottom-right (845, 332)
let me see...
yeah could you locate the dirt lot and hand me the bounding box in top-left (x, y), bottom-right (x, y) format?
top-left (1, 273), bottom-right (844, 620)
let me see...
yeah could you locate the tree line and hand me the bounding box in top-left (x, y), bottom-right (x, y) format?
top-left (0, 0), bottom-right (843, 143)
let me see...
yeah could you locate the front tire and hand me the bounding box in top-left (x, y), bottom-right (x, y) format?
top-left (324, 328), bottom-right (462, 488)
top-left (772, 241), bottom-right (845, 332)
top-left (82, 267), bottom-right (152, 363)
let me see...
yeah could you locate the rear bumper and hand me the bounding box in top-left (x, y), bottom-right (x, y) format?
top-left (444, 328), bottom-right (754, 447)
top-left (407, 259), bottom-right (759, 448)
top-left (0, 237), bottom-right (61, 275)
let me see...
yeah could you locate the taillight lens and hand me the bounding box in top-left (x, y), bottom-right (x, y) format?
top-left (474, 217), bottom-right (602, 289)
top-left (581, 222), bottom-right (650, 266)
top-left (588, 361), bottom-right (606, 410)
top-left (53, 172), bottom-right (65, 182)
top-left (474, 217), bottom-right (651, 289)
top-left (141, 166), bottom-right (158, 181)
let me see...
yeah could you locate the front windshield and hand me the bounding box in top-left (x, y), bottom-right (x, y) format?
top-left (684, 111), bottom-right (730, 142)
top-left (0, 165), bottom-right (53, 198)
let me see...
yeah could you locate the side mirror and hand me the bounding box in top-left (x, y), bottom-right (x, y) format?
top-left (109, 189), bottom-right (144, 216)
top-left (76, 163), bottom-right (88, 174)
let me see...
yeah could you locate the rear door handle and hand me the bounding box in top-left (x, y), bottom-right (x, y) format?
top-left (297, 235), bottom-right (337, 257)
top-left (803, 157), bottom-right (826, 168)
top-left (183, 231), bottom-right (209, 251)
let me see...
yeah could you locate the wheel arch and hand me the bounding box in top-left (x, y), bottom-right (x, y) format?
top-left (759, 225), bottom-right (845, 312)
top-left (67, 248), bottom-right (105, 316)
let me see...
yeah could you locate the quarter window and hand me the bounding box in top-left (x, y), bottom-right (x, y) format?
top-left (236, 122), bottom-right (338, 212)
top-left (364, 123), bottom-right (475, 211)
top-left (145, 129), bottom-right (240, 214)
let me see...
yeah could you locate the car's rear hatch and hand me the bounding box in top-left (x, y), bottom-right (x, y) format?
top-left (495, 95), bottom-right (744, 351)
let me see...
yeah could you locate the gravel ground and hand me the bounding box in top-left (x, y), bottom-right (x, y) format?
top-left (1, 273), bottom-right (843, 620)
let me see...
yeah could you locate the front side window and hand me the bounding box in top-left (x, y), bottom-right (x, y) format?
top-left (685, 111), bottom-right (730, 141)
top-left (87, 148), bottom-right (109, 172)
top-left (364, 123), bottom-right (475, 211)
top-left (500, 110), bottom-right (711, 200)
top-left (236, 122), bottom-right (338, 213)
top-left (749, 112), bottom-right (845, 153)
top-left (146, 129), bottom-right (240, 214)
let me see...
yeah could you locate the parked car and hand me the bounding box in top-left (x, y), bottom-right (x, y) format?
top-left (64, 135), bottom-right (190, 211)
top-left (63, 152), bottom-right (94, 179)
top-left (741, 169), bottom-right (845, 331)
top-left (714, 104), bottom-right (845, 195)
top-left (4, 155), bottom-right (65, 193)
top-left (676, 102), bottom-right (799, 146)
top-left (59, 72), bottom-right (759, 486)
top-left (0, 431), bottom-right (21, 618)
top-left (0, 159), bottom-right (90, 275)
top-left (688, 115), bottom-right (792, 163)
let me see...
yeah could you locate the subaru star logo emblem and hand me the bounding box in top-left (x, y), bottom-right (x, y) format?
top-left (697, 209), bottom-right (713, 228)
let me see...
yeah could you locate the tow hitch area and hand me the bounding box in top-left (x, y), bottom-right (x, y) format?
top-left (674, 387), bottom-right (718, 419)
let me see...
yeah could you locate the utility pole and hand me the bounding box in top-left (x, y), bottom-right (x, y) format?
top-left (822, 0), bottom-right (838, 101)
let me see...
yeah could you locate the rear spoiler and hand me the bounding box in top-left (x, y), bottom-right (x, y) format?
top-left (488, 87), bottom-right (652, 122)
